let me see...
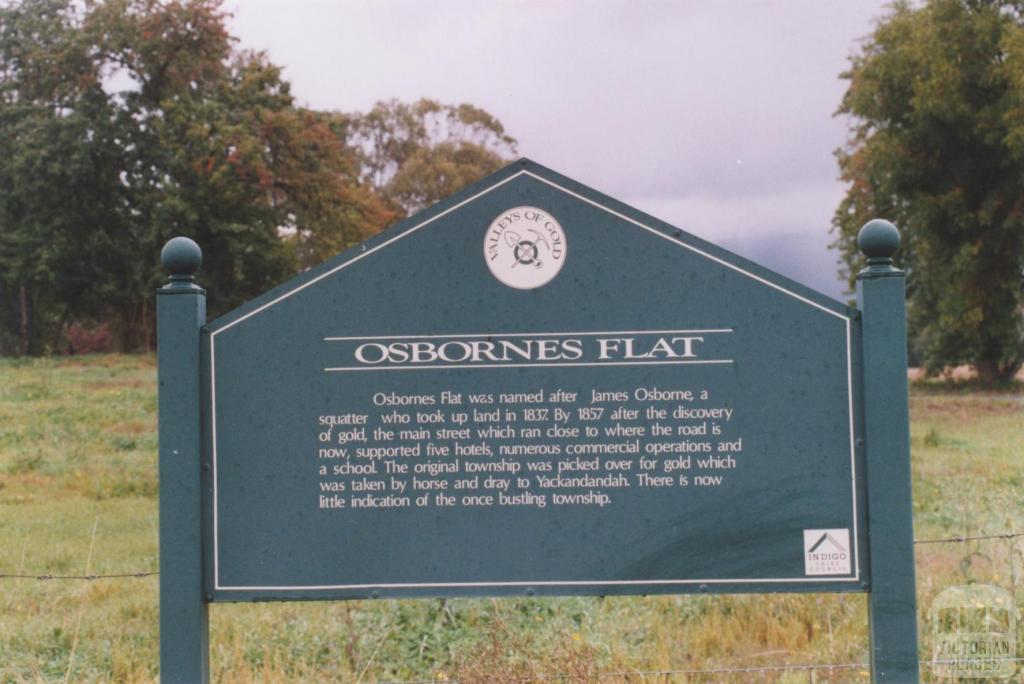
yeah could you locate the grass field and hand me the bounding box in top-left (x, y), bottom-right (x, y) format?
top-left (0, 355), bottom-right (1021, 683)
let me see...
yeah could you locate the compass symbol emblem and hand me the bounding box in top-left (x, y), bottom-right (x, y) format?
top-left (484, 206), bottom-right (566, 289)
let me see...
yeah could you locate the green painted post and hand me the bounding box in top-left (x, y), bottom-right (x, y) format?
top-left (856, 220), bottom-right (920, 683)
top-left (157, 237), bottom-right (209, 683)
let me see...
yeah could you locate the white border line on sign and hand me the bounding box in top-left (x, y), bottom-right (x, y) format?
top-left (324, 328), bottom-right (734, 341)
top-left (209, 170), bottom-right (861, 591)
top-left (324, 360), bottom-right (734, 372)
top-left (216, 576), bottom-right (857, 591)
top-left (846, 318), bottom-right (859, 579)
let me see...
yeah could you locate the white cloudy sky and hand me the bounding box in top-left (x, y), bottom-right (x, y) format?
top-left (226, 1), bottom-right (891, 299)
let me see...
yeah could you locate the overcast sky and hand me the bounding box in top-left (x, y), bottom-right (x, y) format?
top-left (226, 1), bottom-right (891, 299)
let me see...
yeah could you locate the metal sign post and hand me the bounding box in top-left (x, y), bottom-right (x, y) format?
top-left (156, 237), bottom-right (209, 683)
top-left (858, 220), bottom-right (920, 683)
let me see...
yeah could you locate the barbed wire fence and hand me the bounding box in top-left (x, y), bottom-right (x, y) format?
top-left (2, 530), bottom-right (1021, 682)
top-left (3, 531), bottom-right (1020, 582)
top-left (373, 657), bottom-right (1024, 683)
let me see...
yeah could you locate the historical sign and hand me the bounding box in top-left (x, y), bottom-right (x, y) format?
top-left (158, 158), bottom-right (920, 682)
top-left (199, 160), bottom-right (868, 600)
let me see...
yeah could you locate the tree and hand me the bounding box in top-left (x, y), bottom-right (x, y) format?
top-left (0, 2), bottom-right (515, 355)
top-left (0, 0), bottom-right (391, 352)
top-left (834, 0), bottom-right (1024, 383)
top-left (345, 98), bottom-right (517, 217)
top-left (0, 0), bottom-right (129, 353)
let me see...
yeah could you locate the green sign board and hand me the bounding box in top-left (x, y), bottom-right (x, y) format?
top-left (157, 159), bottom-right (919, 682)
top-left (203, 160), bottom-right (866, 599)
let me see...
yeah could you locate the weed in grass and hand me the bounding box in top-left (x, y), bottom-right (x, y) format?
top-left (8, 451), bottom-right (43, 474)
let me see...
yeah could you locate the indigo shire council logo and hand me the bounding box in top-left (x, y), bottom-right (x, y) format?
top-left (803, 529), bottom-right (851, 576)
top-left (484, 206), bottom-right (566, 289)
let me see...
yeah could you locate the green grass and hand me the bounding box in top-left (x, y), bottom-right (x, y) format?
top-left (0, 355), bottom-right (1021, 682)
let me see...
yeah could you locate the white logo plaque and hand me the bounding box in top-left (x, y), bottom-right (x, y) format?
top-left (484, 206), bottom-right (566, 289)
top-left (803, 529), bottom-right (852, 576)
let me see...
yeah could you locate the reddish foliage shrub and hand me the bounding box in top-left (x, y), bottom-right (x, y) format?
top-left (64, 321), bottom-right (115, 355)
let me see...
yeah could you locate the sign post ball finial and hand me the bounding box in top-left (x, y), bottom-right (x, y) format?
top-left (857, 219), bottom-right (900, 259)
top-left (161, 237), bottom-right (202, 277)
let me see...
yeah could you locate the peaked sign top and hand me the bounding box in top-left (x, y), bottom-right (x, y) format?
top-left (209, 158), bottom-right (852, 335)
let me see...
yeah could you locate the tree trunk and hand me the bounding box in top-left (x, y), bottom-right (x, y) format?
top-left (141, 297), bottom-right (153, 352)
top-left (119, 311), bottom-right (134, 354)
top-left (19, 283), bottom-right (28, 356)
top-left (51, 308), bottom-right (69, 354)
top-left (975, 358), bottom-right (1022, 385)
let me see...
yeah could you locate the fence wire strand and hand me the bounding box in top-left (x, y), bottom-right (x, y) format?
top-left (0, 571), bottom-right (157, 580)
top-left (3, 530), bottom-right (1019, 581)
top-left (3, 530), bottom-right (1021, 681)
top-left (375, 657), bottom-right (1024, 683)
top-left (913, 531), bottom-right (1023, 544)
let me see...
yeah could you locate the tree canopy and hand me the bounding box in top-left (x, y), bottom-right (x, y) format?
top-left (344, 98), bottom-right (516, 216)
top-left (0, 0), bottom-right (515, 354)
top-left (834, 0), bottom-right (1024, 382)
